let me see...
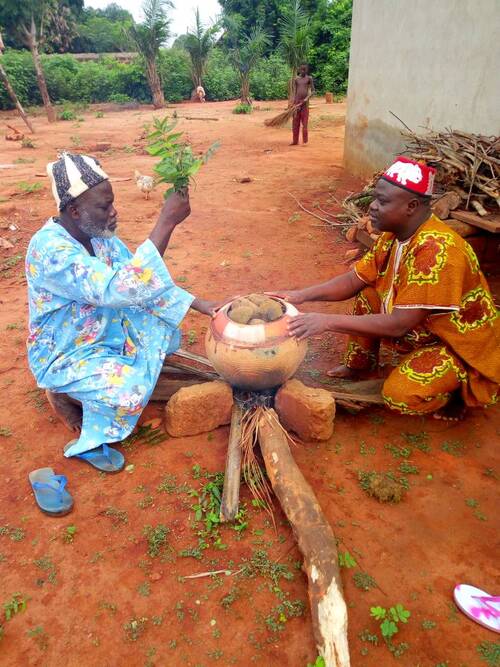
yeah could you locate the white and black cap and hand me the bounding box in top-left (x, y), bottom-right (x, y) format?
top-left (47, 151), bottom-right (109, 211)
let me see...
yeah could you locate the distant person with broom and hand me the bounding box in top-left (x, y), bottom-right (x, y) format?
top-left (291, 64), bottom-right (314, 146)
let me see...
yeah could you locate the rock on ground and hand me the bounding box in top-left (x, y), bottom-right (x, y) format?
top-left (164, 380), bottom-right (233, 437)
top-left (275, 378), bottom-right (335, 441)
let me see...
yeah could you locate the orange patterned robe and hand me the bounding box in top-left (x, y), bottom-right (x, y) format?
top-left (347, 215), bottom-right (499, 414)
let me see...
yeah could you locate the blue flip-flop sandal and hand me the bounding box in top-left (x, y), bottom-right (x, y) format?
top-left (29, 467), bottom-right (74, 516)
top-left (64, 441), bottom-right (125, 473)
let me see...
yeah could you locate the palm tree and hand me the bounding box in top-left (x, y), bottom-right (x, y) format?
top-left (129, 0), bottom-right (172, 108)
top-left (224, 16), bottom-right (269, 106)
top-left (184, 8), bottom-right (218, 92)
top-left (279, 0), bottom-right (312, 103)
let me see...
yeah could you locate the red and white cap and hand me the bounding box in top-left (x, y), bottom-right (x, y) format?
top-left (381, 156), bottom-right (436, 197)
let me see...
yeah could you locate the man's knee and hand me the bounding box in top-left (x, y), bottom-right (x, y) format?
top-left (100, 369), bottom-right (150, 415)
top-left (382, 371), bottom-right (411, 409)
top-left (382, 369), bottom-right (430, 414)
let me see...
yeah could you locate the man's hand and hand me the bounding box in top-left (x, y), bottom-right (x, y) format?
top-left (191, 298), bottom-right (227, 317)
top-left (158, 190), bottom-right (191, 228)
top-left (265, 289), bottom-right (306, 305)
top-left (288, 313), bottom-right (333, 340)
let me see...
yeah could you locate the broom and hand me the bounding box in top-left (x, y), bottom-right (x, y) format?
top-left (264, 102), bottom-right (302, 128)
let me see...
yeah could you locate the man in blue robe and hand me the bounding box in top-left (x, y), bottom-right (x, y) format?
top-left (26, 152), bottom-right (215, 470)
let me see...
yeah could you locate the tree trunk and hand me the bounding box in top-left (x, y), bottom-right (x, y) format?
top-left (240, 75), bottom-right (251, 106)
top-left (258, 409), bottom-right (350, 667)
top-left (26, 17), bottom-right (55, 123)
top-left (0, 62), bottom-right (34, 132)
top-left (146, 58), bottom-right (164, 109)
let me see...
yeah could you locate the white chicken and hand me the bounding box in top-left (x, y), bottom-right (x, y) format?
top-left (134, 169), bottom-right (154, 200)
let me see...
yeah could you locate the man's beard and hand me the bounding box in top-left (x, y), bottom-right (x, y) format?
top-left (77, 210), bottom-right (116, 238)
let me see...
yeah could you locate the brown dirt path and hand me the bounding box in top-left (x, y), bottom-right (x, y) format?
top-left (0, 100), bottom-right (498, 666)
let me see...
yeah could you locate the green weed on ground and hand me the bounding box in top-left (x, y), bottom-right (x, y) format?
top-left (477, 641), bottom-right (500, 666)
top-left (0, 593), bottom-right (28, 642)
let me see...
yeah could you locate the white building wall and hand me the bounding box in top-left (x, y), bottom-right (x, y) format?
top-left (344, 0), bottom-right (500, 177)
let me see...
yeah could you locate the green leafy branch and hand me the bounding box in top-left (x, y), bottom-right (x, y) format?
top-left (146, 115), bottom-right (220, 198)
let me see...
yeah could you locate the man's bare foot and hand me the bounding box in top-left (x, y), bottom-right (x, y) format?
top-left (433, 394), bottom-right (466, 422)
top-left (289, 142), bottom-right (298, 146)
top-left (326, 364), bottom-right (362, 379)
top-left (46, 390), bottom-right (83, 433)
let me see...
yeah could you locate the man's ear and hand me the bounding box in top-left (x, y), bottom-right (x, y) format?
top-left (407, 197), bottom-right (420, 216)
top-left (66, 202), bottom-right (79, 220)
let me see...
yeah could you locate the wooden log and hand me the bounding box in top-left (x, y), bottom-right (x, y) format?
top-left (354, 228), bottom-right (375, 248)
top-left (178, 116), bottom-right (219, 121)
top-left (162, 359), bottom-right (218, 380)
top-left (444, 219), bottom-right (476, 238)
top-left (451, 210), bottom-right (500, 234)
top-left (173, 348), bottom-right (215, 368)
top-left (327, 379), bottom-right (384, 407)
top-left (150, 375), bottom-right (204, 401)
top-left (258, 410), bottom-right (350, 667)
top-left (220, 403), bottom-right (244, 522)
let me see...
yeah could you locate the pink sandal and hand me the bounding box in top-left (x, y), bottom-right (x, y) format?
top-left (454, 584), bottom-right (500, 633)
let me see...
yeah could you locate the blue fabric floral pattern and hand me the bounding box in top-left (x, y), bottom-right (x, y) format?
top-left (26, 219), bottom-right (193, 457)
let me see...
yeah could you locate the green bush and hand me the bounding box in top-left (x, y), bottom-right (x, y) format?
top-left (203, 49), bottom-right (289, 102)
top-left (158, 49), bottom-right (192, 103)
top-left (203, 49), bottom-right (240, 101)
top-left (233, 103), bottom-right (252, 114)
top-left (0, 49), bottom-right (39, 109)
top-left (0, 44), bottom-right (345, 109)
top-left (43, 54), bottom-right (81, 102)
top-left (107, 93), bottom-right (133, 104)
top-left (250, 53), bottom-right (289, 100)
top-left (57, 107), bottom-right (77, 120)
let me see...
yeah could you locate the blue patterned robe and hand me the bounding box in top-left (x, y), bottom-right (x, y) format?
top-left (26, 218), bottom-right (193, 457)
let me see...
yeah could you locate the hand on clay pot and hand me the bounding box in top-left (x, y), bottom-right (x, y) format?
top-left (287, 312), bottom-right (333, 340)
top-left (265, 289), bottom-right (306, 305)
top-left (191, 297), bottom-right (233, 317)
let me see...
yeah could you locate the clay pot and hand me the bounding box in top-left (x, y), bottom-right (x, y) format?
top-left (205, 298), bottom-right (307, 390)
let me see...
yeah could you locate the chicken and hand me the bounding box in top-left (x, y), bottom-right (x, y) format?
top-left (134, 169), bottom-right (154, 199)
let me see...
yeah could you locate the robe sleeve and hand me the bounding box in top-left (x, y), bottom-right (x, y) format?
top-left (31, 235), bottom-right (194, 315)
top-left (353, 235), bottom-right (388, 286)
top-left (393, 234), bottom-right (468, 311)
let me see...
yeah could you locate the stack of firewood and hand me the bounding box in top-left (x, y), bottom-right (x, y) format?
top-left (340, 130), bottom-right (500, 258)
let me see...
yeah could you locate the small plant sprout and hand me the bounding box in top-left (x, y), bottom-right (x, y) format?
top-left (1, 593), bottom-right (28, 640)
top-left (338, 551), bottom-right (357, 568)
top-left (307, 657), bottom-right (325, 667)
top-left (370, 604), bottom-right (410, 651)
top-left (62, 525), bottom-right (77, 543)
top-left (353, 571), bottom-right (377, 592)
top-left (143, 524), bottom-right (169, 558)
top-left (17, 181), bottom-right (43, 195)
top-left (146, 116), bottom-right (220, 198)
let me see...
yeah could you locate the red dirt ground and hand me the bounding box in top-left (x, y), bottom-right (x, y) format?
top-left (0, 100), bottom-right (498, 667)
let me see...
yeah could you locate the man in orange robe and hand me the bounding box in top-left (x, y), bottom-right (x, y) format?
top-left (277, 157), bottom-right (499, 419)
